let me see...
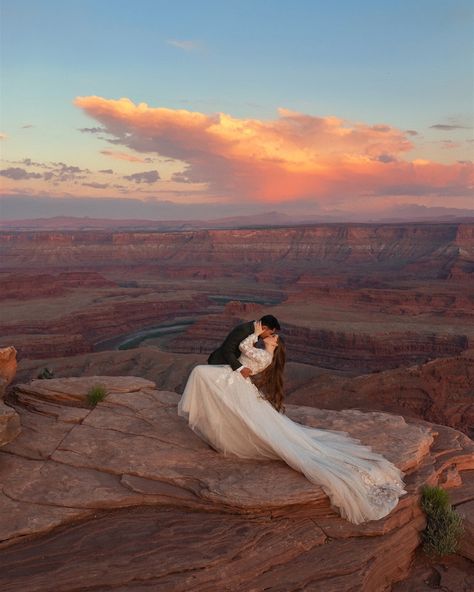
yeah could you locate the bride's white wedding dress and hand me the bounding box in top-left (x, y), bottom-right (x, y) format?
top-left (178, 331), bottom-right (407, 524)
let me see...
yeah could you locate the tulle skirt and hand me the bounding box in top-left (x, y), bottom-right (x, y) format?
top-left (178, 364), bottom-right (407, 524)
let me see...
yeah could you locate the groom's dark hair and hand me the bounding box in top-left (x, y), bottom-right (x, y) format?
top-left (260, 315), bottom-right (281, 330)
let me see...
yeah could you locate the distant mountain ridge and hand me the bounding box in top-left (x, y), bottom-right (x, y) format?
top-left (1, 206), bottom-right (474, 231)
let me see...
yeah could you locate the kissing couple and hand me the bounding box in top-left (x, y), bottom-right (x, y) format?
top-left (178, 314), bottom-right (407, 524)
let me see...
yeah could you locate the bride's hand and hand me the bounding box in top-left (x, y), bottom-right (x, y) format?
top-left (254, 320), bottom-right (264, 335)
top-left (240, 367), bottom-right (252, 379)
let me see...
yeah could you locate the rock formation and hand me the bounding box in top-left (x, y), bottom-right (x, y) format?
top-left (167, 309), bottom-right (470, 373)
top-left (2, 224), bottom-right (473, 278)
top-left (0, 293), bottom-right (210, 360)
top-left (0, 346), bottom-right (21, 447)
top-left (288, 349), bottom-right (474, 438)
top-left (13, 344), bottom-right (474, 438)
top-left (0, 271), bottom-right (117, 300)
top-left (0, 346), bottom-right (17, 386)
top-left (13, 346), bottom-right (330, 409)
top-left (1, 224), bottom-right (472, 370)
top-left (0, 375), bottom-right (473, 591)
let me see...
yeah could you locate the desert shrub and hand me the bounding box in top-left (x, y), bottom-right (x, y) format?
top-left (86, 384), bottom-right (107, 406)
top-left (37, 367), bottom-right (54, 379)
top-left (420, 484), bottom-right (464, 557)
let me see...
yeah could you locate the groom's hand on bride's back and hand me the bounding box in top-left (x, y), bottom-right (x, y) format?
top-left (240, 367), bottom-right (252, 378)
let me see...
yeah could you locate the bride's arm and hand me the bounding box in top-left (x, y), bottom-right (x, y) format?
top-left (239, 333), bottom-right (269, 364)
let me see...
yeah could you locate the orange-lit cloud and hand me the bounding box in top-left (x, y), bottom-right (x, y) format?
top-left (75, 96), bottom-right (473, 203)
top-left (100, 149), bottom-right (149, 162)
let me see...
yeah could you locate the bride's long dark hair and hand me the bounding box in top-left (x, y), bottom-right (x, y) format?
top-left (252, 336), bottom-right (286, 413)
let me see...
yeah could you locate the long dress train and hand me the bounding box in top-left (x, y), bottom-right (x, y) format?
top-left (178, 332), bottom-right (407, 524)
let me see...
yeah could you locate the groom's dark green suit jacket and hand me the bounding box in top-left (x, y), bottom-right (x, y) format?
top-left (207, 320), bottom-right (255, 371)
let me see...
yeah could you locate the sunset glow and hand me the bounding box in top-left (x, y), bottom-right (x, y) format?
top-left (1, 0), bottom-right (472, 219)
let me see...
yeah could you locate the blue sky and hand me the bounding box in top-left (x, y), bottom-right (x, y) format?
top-left (1, 0), bottom-right (473, 219)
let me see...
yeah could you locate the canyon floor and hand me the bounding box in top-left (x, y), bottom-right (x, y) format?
top-left (1, 223), bottom-right (473, 372)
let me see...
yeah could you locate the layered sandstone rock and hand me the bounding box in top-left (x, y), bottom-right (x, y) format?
top-left (167, 310), bottom-right (469, 373)
top-left (392, 547), bottom-right (474, 591)
top-left (4, 334), bottom-right (93, 360)
top-left (285, 283), bottom-right (474, 319)
top-left (14, 346), bottom-right (207, 393)
top-left (14, 344), bottom-right (474, 438)
top-left (13, 346), bottom-right (329, 404)
top-left (0, 375), bottom-right (473, 591)
top-left (0, 346), bottom-right (20, 447)
top-left (0, 403), bottom-right (21, 447)
top-left (1, 293), bottom-right (209, 360)
top-left (2, 224), bottom-right (472, 371)
top-left (0, 346), bottom-right (17, 387)
top-left (289, 349), bottom-right (474, 438)
top-left (0, 271), bottom-right (117, 300)
top-left (1, 224), bottom-right (473, 278)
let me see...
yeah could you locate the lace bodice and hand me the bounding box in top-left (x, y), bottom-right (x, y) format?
top-left (238, 333), bottom-right (272, 374)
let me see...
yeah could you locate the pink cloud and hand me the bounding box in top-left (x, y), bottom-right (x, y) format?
top-left (100, 149), bottom-right (148, 163)
top-left (74, 96), bottom-right (474, 204)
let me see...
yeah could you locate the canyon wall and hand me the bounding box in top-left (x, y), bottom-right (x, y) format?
top-left (0, 294), bottom-right (210, 360)
top-left (1, 223), bottom-right (472, 279)
top-left (2, 224), bottom-right (471, 367)
top-left (0, 271), bottom-right (117, 300)
top-left (288, 350), bottom-right (474, 438)
top-left (167, 309), bottom-right (469, 373)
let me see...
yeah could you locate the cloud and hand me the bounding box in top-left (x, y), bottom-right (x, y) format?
top-left (171, 170), bottom-right (194, 183)
top-left (431, 123), bottom-right (470, 131)
top-left (74, 96), bottom-right (474, 203)
top-left (100, 149), bottom-right (148, 163)
top-left (0, 133), bottom-right (7, 140)
top-left (21, 124), bottom-right (35, 129)
top-left (0, 161), bottom-right (93, 184)
top-left (78, 126), bottom-right (107, 134)
top-left (48, 162), bottom-right (90, 182)
top-left (19, 158), bottom-right (50, 168)
top-left (99, 168), bottom-right (114, 174)
top-left (375, 153), bottom-right (398, 163)
top-left (0, 167), bottom-right (43, 180)
top-left (166, 39), bottom-right (202, 52)
top-left (51, 163), bottom-right (88, 174)
top-left (82, 182), bottom-right (110, 189)
top-left (377, 182), bottom-right (473, 197)
top-left (123, 170), bottom-right (160, 184)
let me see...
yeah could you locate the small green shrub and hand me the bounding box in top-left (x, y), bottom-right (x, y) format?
top-left (37, 367), bottom-right (54, 379)
top-left (420, 484), bottom-right (464, 557)
top-left (86, 384), bottom-right (107, 406)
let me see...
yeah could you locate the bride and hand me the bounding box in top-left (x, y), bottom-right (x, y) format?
top-left (178, 321), bottom-right (407, 524)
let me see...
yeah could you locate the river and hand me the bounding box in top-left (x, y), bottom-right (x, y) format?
top-left (93, 294), bottom-right (282, 352)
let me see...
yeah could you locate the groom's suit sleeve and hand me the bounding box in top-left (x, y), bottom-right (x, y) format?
top-left (221, 322), bottom-right (254, 371)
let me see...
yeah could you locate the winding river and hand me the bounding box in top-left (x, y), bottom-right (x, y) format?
top-left (93, 294), bottom-right (282, 352)
top-left (94, 319), bottom-right (196, 351)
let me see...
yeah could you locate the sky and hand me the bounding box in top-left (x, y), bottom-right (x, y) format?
top-left (1, 0), bottom-right (473, 220)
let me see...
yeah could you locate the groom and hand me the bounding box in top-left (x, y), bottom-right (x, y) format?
top-left (208, 314), bottom-right (281, 378)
